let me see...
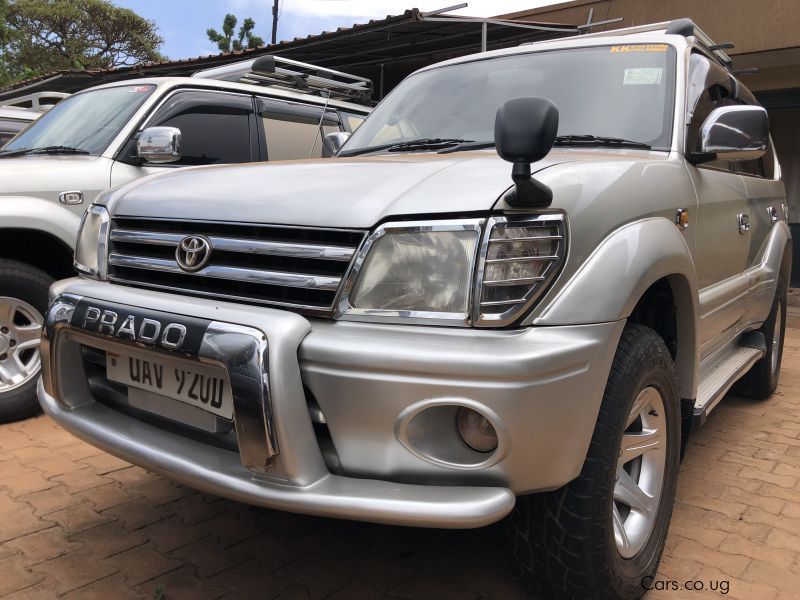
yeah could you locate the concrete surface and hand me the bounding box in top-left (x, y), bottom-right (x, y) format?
top-left (2, 330), bottom-right (800, 599)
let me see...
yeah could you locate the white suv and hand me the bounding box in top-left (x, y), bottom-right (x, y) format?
top-left (0, 56), bottom-right (370, 421)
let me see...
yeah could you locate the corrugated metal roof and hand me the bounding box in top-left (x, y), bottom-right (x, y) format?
top-left (0, 8), bottom-right (578, 100)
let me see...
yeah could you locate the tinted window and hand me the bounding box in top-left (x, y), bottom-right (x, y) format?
top-left (0, 119), bottom-right (27, 147)
top-left (686, 54), bottom-right (738, 171)
top-left (1, 84), bottom-right (155, 155)
top-left (736, 80), bottom-right (773, 179)
top-left (259, 99), bottom-right (339, 160)
top-left (150, 91), bottom-right (253, 165)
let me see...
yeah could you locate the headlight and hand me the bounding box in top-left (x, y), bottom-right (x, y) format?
top-left (338, 220), bottom-right (483, 325)
top-left (338, 215), bottom-right (566, 326)
top-left (74, 204), bottom-right (110, 279)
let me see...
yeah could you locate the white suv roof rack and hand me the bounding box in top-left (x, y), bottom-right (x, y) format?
top-left (576, 18), bottom-right (733, 68)
top-left (0, 91), bottom-right (70, 112)
top-left (193, 55), bottom-right (373, 103)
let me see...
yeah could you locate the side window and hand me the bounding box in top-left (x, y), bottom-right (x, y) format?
top-left (686, 53), bottom-right (737, 171)
top-left (735, 81), bottom-right (773, 179)
top-left (258, 98), bottom-right (339, 160)
top-left (0, 119), bottom-right (27, 147)
top-left (149, 91), bottom-right (253, 166)
top-left (339, 111), bottom-right (366, 133)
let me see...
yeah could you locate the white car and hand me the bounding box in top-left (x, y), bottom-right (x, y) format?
top-left (0, 56), bottom-right (371, 421)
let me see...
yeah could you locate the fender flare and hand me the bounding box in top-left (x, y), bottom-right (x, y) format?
top-left (535, 217), bottom-right (700, 399)
top-left (748, 221), bottom-right (792, 323)
top-left (0, 196), bottom-right (81, 250)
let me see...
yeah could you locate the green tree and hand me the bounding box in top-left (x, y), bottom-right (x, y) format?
top-left (0, 0), bottom-right (164, 86)
top-left (207, 13), bottom-right (265, 52)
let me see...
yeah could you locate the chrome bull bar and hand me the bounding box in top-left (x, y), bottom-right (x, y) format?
top-left (41, 293), bottom-right (278, 472)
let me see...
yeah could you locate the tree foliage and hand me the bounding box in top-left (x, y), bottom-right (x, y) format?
top-left (207, 13), bottom-right (264, 52)
top-left (0, 0), bottom-right (164, 86)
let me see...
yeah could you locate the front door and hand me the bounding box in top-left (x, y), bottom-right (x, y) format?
top-left (685, 54), bottom-right (752, 357)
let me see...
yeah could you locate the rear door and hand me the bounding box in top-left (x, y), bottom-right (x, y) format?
top-left (256, 97), bottom-right (341, 161)
top-left (685, 54), bottom-right (752, 357)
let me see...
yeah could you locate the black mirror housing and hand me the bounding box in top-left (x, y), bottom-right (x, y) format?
top-left (495, 97), bottom-right (559, 207)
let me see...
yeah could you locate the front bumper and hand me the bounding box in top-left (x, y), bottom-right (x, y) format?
top-left (40, 278), bottom-right (624, 528)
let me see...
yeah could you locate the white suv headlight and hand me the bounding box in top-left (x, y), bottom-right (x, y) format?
top-left (338, 215), bottom-right (566, 327)
top-left (74, 204), bottom-right (110, 279)
top-left (338, 220), bottom-right (483, 325)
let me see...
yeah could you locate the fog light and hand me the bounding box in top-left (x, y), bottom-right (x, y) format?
top-left (456, 407), bottom-right (498, 453)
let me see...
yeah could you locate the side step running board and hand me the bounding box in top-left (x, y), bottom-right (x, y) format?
top-left (693, 332), bottom-right (766, 425)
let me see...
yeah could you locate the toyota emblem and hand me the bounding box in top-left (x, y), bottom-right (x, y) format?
top-left (175, 235), bottom-right (211, 272)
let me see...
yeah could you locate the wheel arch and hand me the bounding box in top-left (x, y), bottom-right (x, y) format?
top-left (0, 197), bottom-right (80, 280)
top-left (536, 217), bottom-right (699, 400)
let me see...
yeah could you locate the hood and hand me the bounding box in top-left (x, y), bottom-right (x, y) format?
top-left (104, 148), bottom-right (666, 229)
top-left (106, 151), bottom-right (576, 228)
top-left (0, 155), bottom-right (113, 198)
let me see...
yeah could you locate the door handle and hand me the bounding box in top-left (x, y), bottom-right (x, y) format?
top-left (768, 206), bottom-right (779, 223)
top-left (737, 213), bottom-right (750, 234)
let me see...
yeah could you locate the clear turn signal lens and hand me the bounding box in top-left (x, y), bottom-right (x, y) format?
top-left (476, 215), bottom-right (566, 325)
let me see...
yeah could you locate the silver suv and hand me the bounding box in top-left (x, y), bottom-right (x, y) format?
top-left (38, 20), bottom-right (789, 599)
top-left (0, 57), bottom-right (369, 421)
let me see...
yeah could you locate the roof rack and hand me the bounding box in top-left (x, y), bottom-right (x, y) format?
top-left (193, 55), bottom-right (373, 103)
top-left (0, 91), bottom-right (70, 111)
top-left (575, 18), bottom-right (733, 68)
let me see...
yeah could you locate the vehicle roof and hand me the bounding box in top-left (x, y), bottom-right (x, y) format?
top-left (72, 76), bottom-right (371, 113)
top-left (415, 30), bottom-right (692, 73)
top-left (0, 106), bottom-right (39, 121)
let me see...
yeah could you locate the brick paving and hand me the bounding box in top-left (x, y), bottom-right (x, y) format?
top-left (1, 330), bottom-right (800, 599)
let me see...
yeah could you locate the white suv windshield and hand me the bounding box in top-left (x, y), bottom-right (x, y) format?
top-left (342, 44), bottom-right (676, 155)
top-left (1, 84), bottom-right (155, 156)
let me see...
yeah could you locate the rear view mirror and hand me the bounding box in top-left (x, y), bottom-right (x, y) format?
top-left (137, 126), bottom-right (182, 164)
top-left (692, 105), bottom-right (768, 164)
top-left (495, 97), bottom-right (559, 207)
top-left (322, 131), bottom-right (351, 158)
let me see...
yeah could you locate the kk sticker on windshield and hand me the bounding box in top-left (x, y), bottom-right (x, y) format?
top-left (611, 44), bottom-right (668, 53)
top-left (623, 68), bottom-right (664, 85)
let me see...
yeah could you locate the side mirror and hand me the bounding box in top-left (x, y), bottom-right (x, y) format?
top-left (322, 131), bottom-right (351, 158)
top-left (137, 126), bottom-right (182, 164)
top-left (495, 97), bottom-right (559, 207)
top-left (691, 105), bottom-right (768, 164)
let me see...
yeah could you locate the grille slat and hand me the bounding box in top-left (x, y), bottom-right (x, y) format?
top-left (108, 218), bottom-right (366, 312)
top-left (110, 229), bottom-right (356, 261)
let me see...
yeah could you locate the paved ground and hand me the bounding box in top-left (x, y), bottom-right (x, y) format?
top-left (2, 330), bottom-right (800, 599)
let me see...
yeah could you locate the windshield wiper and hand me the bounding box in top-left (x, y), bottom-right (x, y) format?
top-left (438, 140), bottom-right (495, 154)
top-left (338, 138), bottom-right (471, 157)
top-left (0, 145), bottom-right (90, 158)
top-left (554, 135), bottom-right (652, 149)
top-left (387, 138), bottom-right (471, 152)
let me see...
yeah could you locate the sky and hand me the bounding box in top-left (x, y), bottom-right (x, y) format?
top-left (114, 0), bottom-right (559, 60)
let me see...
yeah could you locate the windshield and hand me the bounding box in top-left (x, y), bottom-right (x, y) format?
top-left (1, 84), bottom-right (156, 156)
top-left (343, 44), bottom-right (676, 154)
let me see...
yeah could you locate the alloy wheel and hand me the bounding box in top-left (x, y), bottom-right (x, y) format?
top-left (613, 386), bottom-right (667, 559)
top-left (0, 296), bottom-right (44, 393)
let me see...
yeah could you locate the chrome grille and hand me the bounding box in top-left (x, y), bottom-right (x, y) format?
top-left (107, 218), bottom-right (366, 312)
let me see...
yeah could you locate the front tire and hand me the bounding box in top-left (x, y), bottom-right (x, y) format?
top-left (0, 260), bottom-right (52, 422)
top-left (507, 324), bottom-right (681, 599)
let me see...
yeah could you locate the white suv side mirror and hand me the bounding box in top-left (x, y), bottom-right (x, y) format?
top-left (322, 131), bottom-right (350, 158)
top-left (137, 126), bottom-right (182, 164)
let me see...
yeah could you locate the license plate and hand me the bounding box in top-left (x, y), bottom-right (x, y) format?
top-left (106, 349), bottom-right (234, 420)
